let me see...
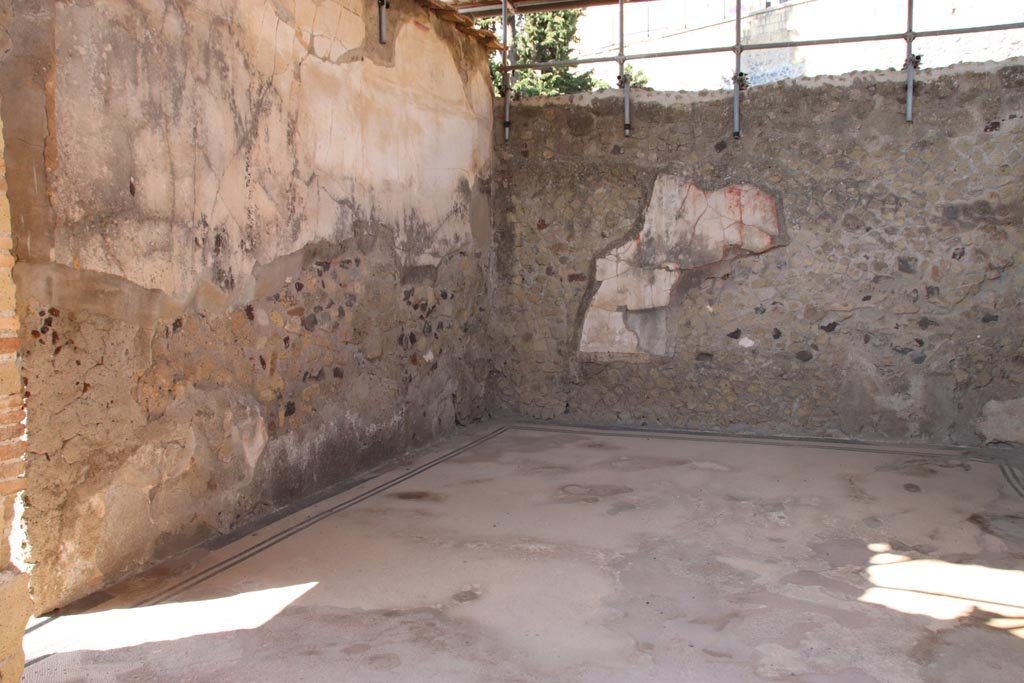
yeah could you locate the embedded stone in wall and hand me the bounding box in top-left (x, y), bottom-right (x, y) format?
top-left (580, 176), bottom-right (780, 355)
top-left (975, 397), bottom-right (1024, 445)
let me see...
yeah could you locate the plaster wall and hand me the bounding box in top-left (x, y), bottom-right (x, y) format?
top-left (0, 0), bottom-right (494, 612)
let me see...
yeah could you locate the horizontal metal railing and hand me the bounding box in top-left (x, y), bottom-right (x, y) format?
top-left (486, 0), bottom-right (1024, 139)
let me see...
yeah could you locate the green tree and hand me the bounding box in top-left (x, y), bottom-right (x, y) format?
top-left (482, 11), bottom-right (651, 97)
top-left (623, 63), bottom-right (649, 89)
top-left (483, 11), bottom-right (600, 97)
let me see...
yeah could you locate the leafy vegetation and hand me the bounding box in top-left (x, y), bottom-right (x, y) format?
top-left (482, 10), bottom-right (648, 97)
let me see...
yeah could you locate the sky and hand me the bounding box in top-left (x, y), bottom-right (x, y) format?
top-left (573, 0), bottom-right (1024, 91)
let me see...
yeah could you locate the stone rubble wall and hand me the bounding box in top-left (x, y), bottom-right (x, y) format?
top-left (488, 62), bottom-right (1024, 446)
top-left (0, 0), bottom-right (494, 614)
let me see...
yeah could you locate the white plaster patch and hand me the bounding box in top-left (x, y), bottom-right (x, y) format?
top-left (976, 397), bottom-right (1024, 445)
top-left (580, 309), bottom-right (640, 354)
top-left (580, 176), bottom-right (780, 355)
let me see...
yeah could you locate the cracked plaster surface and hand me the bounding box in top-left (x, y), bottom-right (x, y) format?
top-left (51, 0), bottom-right (493, 301)
top-left (580, 176), bottom-right (780, 355)
top-left (1, 0), bottom-right (495, 612)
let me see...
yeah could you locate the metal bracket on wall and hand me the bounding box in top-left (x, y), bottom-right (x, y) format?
top-left (904, 52), bottom-right (922, 122)
top-left (502, 0), bottom-right (514, 142)
top-left (618, 0), bottom-right (631, 137)
top-left (618, 68), bottom-right (632, 137)
top-left (378, 0), bottom-right (389, 44)
top-left (904, 0), bottom-right (916, 123)
top-left (732, 0), bottom-right (742, 139)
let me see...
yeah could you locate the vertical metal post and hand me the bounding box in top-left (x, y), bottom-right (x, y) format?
top-left (732, 0), bottom-right (742, 139)
top-left (904, 0), bottom-right (915, 122)
top-left (619, 0), bottom-right (631, 137)
top-left (510, 7), bottom-right (518, 92)
top-left (502, 0), bottom-right (511, 142)
top-left (378, 0), bottom-right (387, 44)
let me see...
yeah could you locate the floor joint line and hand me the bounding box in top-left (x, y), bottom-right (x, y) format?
top-left (24, 425), bottom-right (510, 668)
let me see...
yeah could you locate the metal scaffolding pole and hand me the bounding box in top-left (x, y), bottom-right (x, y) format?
top-left (510, 6), bottom-right (518, 92)
top-left (378, 0), bottom-right (388, 44)
top-left (905, 0), bottom-right (916, 122)
top-left (732, 0), bottom-right (742, 139)
top-left (502, 0), bottom-right (511, 142)
top-left (491, 6), bottom-right (1024, 137)
top-left (618, 0), bottom-right (631, 137)
top-left (505, 20), bottom-right (1024, 72)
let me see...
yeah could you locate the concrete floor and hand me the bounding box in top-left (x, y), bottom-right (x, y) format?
top-left (21, 423), bottom-right (1024, 682)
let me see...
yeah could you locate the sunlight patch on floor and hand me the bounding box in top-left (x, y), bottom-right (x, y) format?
top-left (860, 543), bottom-right (1024, 638)
top-left (24, 582), bottom-right (317, 659)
